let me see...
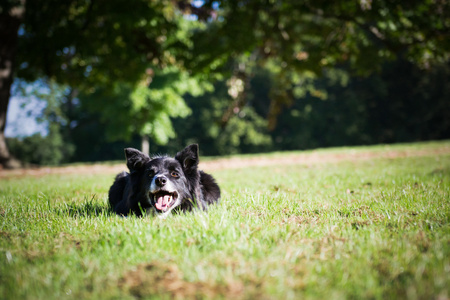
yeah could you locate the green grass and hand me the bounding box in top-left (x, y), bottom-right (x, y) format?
top-left (1, 142), bottom-right (449, 299)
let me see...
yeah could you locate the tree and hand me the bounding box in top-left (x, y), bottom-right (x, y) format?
top-left (186, 0), bottom-right (450, 127)
top-left (2, 0), bottom-right (449, 167)
top-left (0, 0), bottom-right (24, 168)
top-left (78, 66), bottom-right (211, 146)
top-left (6, 78), bottom-right (75, 165)
top-left (0, 0), bottom-right (201, 168)
top-left (164, 79), bottom-right (272, 156)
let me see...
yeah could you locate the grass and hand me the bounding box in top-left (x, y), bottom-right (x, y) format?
top-left (0, 141), bottom-right (449, 299)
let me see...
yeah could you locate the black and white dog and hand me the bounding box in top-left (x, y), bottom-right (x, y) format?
top-left (108, 144), bottom-right (220, 217)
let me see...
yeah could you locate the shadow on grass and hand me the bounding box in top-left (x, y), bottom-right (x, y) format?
top-left (56, 196), bottom-right (114, 218)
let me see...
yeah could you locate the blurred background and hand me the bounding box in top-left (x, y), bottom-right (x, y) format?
top-left (1, 0), bottom-right (449, 167)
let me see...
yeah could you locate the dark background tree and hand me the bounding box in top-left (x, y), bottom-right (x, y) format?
top-left (2, 0), bottom-right (450, 166)
top-left (185, 0), bottom-right (449, 126)
top-left (0, 0), bottom-right (24, 168)
top-left (1, 0), bottom-right (203, 167)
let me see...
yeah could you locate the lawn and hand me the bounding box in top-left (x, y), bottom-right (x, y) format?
top-left (0, 141), bottom-right (449, 299)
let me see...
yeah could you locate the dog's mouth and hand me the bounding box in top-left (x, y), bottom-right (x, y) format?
top-left (151, 191), bottom-right (178, 212)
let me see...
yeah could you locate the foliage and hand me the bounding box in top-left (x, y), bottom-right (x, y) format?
top-left (14, 0), bottom-right (450, 128)
top-left (6, 124), bottom-right (73, 166)
top-left (271, 60), bottom-right (450, 150)
top-left (187, 0), bottom-right (450, 122)
top-left (6, 0), bottom-right (211, 155)
top-left (63, 79), bottom-right (272, 160)
top-left (190, 0), bottom-right (450, 71)
top-left (163, 80), bottom-right (272, 156)
top-left (159, 59), bottom-right (449, 156)
top-left (77, 66), bottom-right (212, 144)
top-left (7, 79), bottom-right (75, 165)
top-left (7, 58), bottom-right (450, 164)
top-left (16, 0), bottom-right (179, 87)
top-left (0, 142), bottom-right (449, 298)
top-left (3, 0), bottom-right (450, 164)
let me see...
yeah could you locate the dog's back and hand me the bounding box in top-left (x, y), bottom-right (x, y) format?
top-left (108, 171), bottom-right (129, 210)
top-left (200, 171), bottom-right (221, 205)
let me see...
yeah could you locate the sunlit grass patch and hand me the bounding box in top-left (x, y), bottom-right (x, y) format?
top-left (0, 142), bottom-right (449, 299)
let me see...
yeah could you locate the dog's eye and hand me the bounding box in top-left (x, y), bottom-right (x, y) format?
top-left (171, 171), bottom-right (179, 178)
top-left (148, 170), bottom-right (155, 177)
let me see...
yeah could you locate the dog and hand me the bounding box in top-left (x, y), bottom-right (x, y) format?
top-left (108, 144), bottom-right (220, 217)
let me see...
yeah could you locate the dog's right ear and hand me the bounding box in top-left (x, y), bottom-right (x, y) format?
top-left (175, 144), bottom-right (199, 175)
top-left (124, 148), bottom-right (149, 172)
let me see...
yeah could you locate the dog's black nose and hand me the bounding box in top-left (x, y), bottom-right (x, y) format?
top-left (155, 176), bottom-right (167, 187)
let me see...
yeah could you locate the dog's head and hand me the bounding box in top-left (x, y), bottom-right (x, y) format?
top-left (125, 144), bottom-right (200, 217)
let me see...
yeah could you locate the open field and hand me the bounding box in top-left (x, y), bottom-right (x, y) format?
top-left (0, 141), bottom-right (449, 299)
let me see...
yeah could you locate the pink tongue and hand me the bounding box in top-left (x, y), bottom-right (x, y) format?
top-left (155, 195), bottom-right (171, 211)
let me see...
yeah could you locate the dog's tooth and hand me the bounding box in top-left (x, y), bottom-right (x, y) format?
top-left (164, 195), bottom-right (171, 204)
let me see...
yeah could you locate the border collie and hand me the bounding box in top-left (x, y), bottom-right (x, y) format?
top-left (108, 144), bottom-right (220, 217)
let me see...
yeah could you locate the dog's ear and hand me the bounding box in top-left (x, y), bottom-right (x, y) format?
top-left (124, 148), bottom-right (149, 172)
top-left (175, 144), bottom-right (199, 173)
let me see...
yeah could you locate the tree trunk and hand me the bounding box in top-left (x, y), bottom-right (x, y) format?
top-left (141, 135), bottom-right (150, 156)
top-left (0, 4), bottom-right (25, 169)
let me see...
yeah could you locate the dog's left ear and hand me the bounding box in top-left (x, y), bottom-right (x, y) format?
top-left (175, 144), bottom-right (199, 174)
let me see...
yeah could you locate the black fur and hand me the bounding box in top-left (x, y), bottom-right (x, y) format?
top-left (108, 144), bottom-right (220, 216)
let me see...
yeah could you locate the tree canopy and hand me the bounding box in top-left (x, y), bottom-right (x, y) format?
top-left (1, 0), bottom-right (208, 166)
top-left (185, 0), bottom-right (450, 126)
top-left (1, 0), bottom-right (449, 166)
